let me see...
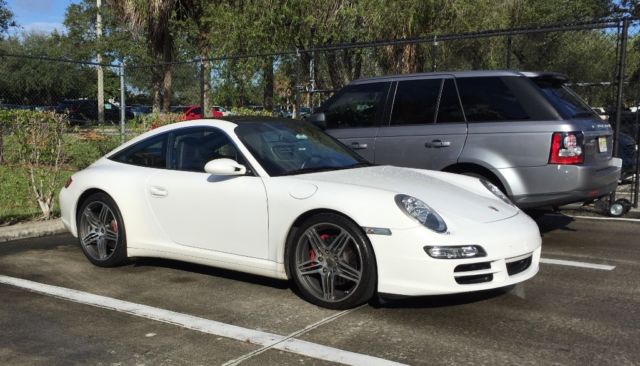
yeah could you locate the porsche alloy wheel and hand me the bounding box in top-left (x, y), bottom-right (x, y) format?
top-left (77, 193), bottom-right (127, 267)
top-left (291, 213), bottom-right (376, 309)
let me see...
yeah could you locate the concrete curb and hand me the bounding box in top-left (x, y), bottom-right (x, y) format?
top-left (0, 219), bottom-right (67, 243)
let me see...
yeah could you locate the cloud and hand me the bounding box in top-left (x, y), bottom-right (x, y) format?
top-left (22, 21), bottom-right (65, 34)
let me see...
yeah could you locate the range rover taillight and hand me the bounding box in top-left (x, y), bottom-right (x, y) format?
top-left (549, 132), bottom-right (584, 165)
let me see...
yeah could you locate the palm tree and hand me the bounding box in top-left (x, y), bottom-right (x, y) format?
top-left (109, 0), bottom-right (179, 112)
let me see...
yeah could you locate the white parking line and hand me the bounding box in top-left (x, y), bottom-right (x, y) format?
top-left (0, 275), bottom-right (404, 366)
top-left (540, 258), bottom-right (616, 271)
top-left (222, 307), bottom-right (361, 366)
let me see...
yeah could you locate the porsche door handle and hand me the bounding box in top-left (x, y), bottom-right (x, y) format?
top-left (425, 140), bottom-right (451, 148)
top-left (350, 142), bottom-right (369, 150)
top-left (149, 186), bottom-right (168, 197)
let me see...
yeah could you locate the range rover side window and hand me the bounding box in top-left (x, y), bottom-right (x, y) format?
top-left (111, 134), bottom-right (168, 168)
top-left (324, 82), bottom-right (388, 129)
top-left (457, 77), bottom-right (530, 122)
top-left (390, 79), bottom-right (441, 125)
top-left (437, 79), bottom-right (465, 123)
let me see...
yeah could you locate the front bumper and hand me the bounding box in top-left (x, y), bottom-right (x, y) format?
top-left (58, 186), bottom-right (77, 237)
top-left (368, 212), bottom-right (541, 296)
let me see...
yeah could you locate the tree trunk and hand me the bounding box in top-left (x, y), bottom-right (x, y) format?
top-left (152, 67), bottom-right (162, 113)
top-left (263, 57), bottom-right (274, 111)
top-left (37, 197), bottom-right (51, 220)
top-left (198, 30), bottom-right (212, 115)
top-left (162, 64), bottom-right (173, 112)
top-left (325, 52), bottom-right (343, 91)
top-left (0, 126), bottom-right (4, 164)
top-left (161, 34), bottom-right (174, 113)
top-left (203, 61), bottom-right (212, 113)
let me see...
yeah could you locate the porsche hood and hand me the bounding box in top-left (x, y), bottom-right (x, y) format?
top-left (296, 165), bottom-right (519, 224)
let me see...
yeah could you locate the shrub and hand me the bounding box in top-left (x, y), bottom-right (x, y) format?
top-left (12, 110), bottom-right (68, 219)
top-left (0, 109), bottom-right (16, 164)
top-left (64, 131), bottom-right (120, 170)
top-left (229, 107), bottom-right (273, 117)
top-left (134, 112), bottom-right (184, 130)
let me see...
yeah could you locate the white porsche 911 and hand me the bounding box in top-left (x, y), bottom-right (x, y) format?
top-left (60, 118), bottom-right (541, 309)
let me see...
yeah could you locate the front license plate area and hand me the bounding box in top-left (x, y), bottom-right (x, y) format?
top-left (598, 137), bottom-right (608, 153)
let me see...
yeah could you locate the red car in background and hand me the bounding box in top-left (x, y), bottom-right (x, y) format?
top-left (183, 105), bottom-right (226, 120)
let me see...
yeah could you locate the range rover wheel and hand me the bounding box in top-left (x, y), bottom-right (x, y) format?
top-left (289, 213), bottom-right (377, 309)
top-left (77, 192), bottom-right (127, 267)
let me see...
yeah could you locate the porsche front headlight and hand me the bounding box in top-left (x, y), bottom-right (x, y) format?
top-left (480, 179), bottom-right (514, 207)
top-left (395, 194), bottom-right (447, 233)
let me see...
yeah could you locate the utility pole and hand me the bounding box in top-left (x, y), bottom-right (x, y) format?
top-left (96, 0), bottom-right (104, 124)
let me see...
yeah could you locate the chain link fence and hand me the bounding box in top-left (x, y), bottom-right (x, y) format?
top-left (1, 18), bottom-right (639, 208)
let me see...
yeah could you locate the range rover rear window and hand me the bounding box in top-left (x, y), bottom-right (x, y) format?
top-left (533, 80), bottom-right (598, 120)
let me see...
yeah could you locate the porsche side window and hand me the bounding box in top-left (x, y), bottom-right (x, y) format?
top-left (171, 127), bottom-right (244, 172)
top-left (111, 134), bottom-right (167, 168)
top-left (324, 82), bottom-right (389, 129)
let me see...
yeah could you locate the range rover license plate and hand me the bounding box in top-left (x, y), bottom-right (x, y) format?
top-left (598, 137), bottom-right (608, 153)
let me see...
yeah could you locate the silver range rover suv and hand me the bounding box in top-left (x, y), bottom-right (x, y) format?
top-left (310, 71), bottom-right (621, 209)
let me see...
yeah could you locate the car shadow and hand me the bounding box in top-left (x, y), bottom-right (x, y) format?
top-left (371, 286), bottom-right (515, 309)
top-left (131, 257), bottom-right (290, 290)
top-left (525, 209), bottom-right (576, 234)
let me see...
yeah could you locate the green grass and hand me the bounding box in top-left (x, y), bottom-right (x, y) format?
top-left (0, 165), bottom-right (73, 224)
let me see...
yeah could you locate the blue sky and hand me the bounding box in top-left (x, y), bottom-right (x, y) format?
top-left (6, 0), bottom-right (77, 35)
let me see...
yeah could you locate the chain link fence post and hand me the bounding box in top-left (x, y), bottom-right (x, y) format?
top-left (610, 18), bottom-right (629, 205)
top-left (294, 49), bottom-right (301, 119)
top-left (199, 58), bottom-right (205, 117)
top-left (431, 35), bottom-right (438, 72)
top-left (506, 36), bottom-right (513, 69)
top-left (613, 18), bottom-right (629, 159)
top-left (120, 63), bottom-right (126, 144)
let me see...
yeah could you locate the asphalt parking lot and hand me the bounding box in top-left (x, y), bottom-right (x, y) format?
top-left (1, 213), bottom-right (638, 365)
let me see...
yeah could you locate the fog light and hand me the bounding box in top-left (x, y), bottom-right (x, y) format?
top-left (424, 245), bottom-right (486, 259)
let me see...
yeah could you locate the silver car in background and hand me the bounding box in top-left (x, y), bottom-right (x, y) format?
top-left (310, 71), bottom-right (621, 208)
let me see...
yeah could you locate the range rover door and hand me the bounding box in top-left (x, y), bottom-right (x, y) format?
top-left (374, 77), bottom-right (467, 170)
top-left (321, 82), bottom-right (391, 162)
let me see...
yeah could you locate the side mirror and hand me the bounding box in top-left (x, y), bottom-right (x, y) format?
top-left (309, 112), bottom-right (327, 129)
top-left (204, 158), bottom-right (247, 176)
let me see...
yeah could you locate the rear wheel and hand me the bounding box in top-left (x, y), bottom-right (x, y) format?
top-left (76, 192), bottom-right (127, 267)
top-left (289, 213), bottom-right (376, 309)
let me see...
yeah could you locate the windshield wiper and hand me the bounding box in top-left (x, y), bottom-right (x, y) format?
top-left (282, 161), bottom-right (373, 176)
top-left (347, 162), bottom-right (373, 168)
top-left (282, 166), bottom-right (344, 176)
top-left (283, 162), bottom-right (372, 176)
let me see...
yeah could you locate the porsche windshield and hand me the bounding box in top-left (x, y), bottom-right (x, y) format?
top-left (235, 120), bottom-right (369, 176)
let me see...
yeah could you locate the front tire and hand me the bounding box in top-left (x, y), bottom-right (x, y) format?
top-left (76, 192), bottom-right (127, 267)
top-left (289, 213), bottom-right (377, 309)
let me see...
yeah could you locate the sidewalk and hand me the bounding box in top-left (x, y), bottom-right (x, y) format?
top-left (0, 219), bottom-right (66, 243)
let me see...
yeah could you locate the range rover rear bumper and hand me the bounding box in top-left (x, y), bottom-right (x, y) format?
top-left (499, 158), bottom-right (621, 208)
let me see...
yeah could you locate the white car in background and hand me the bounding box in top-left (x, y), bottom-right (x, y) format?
top-left (59, 118), bottom-right (541, 309)
top-left (212, 105), bottom-right (232, 116)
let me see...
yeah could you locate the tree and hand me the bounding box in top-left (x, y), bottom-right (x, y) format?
top-left (0, 33), bottom-right (118, 106)
top-left (12, 111), bottom-right (68, 219)
top-left (0, 0), bottom-right (16, 39)
top-left (108, 0), bottom-right (194, 112)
